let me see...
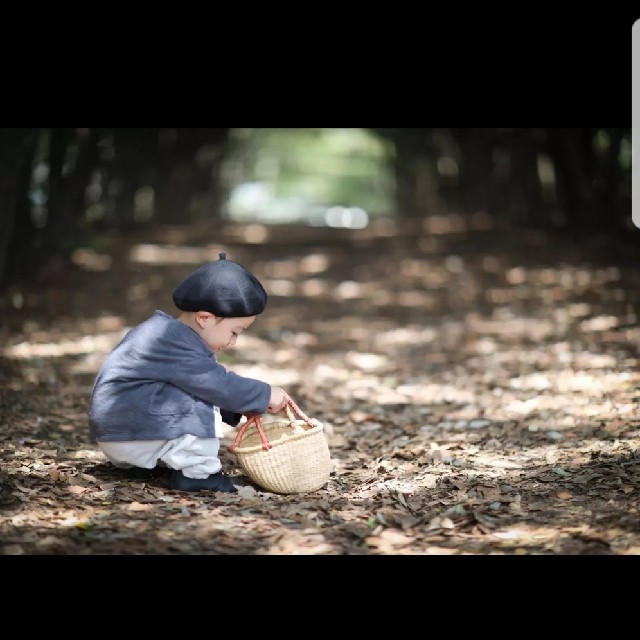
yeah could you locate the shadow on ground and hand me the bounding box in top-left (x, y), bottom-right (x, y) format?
top-left (1, 216), bottom-right (639, 554)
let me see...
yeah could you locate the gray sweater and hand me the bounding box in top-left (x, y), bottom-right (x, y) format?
top-left (89, 310), bottom-right (271, 442)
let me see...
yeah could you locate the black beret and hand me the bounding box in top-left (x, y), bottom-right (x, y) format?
top-left (172, 253), bottom-right (268, 317)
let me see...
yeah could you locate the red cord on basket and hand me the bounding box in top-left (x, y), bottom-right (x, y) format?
top-left (228, 394), bottom-right (315, 453)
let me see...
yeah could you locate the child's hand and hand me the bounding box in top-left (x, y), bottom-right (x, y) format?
top-left (268, 386), bottom-right (289, 413)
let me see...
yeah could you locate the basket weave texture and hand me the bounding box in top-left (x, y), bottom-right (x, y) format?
top-left (228, 400), bottom-right (331, 494)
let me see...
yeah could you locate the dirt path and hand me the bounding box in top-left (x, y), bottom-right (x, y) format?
top-left (1, 217), bottom-right (639, 554)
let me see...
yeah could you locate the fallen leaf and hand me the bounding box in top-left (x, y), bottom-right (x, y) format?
top-left (379, 529), bottom-right (413, 545)
top-left (68, 485), bottom-right (88, 495)
top-left (128, 502), bottom-right (152, 511)
top-left (236, 485), bottom-right (258, 499)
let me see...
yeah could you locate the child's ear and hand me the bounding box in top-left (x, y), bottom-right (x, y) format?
top-left (195, 311), bottom-right (212, 328)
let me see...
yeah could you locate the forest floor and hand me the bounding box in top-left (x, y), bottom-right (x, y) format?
top-left (1, 214), bottom-right (639, 555)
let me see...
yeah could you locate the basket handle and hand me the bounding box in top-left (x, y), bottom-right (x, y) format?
top-left (228, 395), bottom-right (316, 453)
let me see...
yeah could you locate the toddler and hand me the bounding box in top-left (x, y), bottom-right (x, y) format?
top-left (89, 253), bottom-right (289, 493)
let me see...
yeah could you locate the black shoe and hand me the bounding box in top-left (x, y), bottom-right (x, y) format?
top-left (170, 470), bottom-right (238, 493)
top-left (117, 466), bottom-right (170, 480)
top-left (123, 467), bottom-right (156, 480)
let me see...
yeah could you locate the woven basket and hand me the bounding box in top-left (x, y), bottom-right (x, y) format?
top-left (228, 399), bottom-right (331, 494)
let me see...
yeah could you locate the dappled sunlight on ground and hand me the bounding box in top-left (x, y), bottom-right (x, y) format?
top-left (1, 215), bottom-right (639, 554)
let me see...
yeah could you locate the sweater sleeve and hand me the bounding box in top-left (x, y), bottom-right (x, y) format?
top-left (149, 327), bottom-right (272, 415)
top-left (171, 355), bottom-right (270, 415)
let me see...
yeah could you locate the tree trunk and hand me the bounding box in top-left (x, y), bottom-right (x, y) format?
top-left (546, 128), bottom-right (597, 229)
top-left (451, 128), bottom-right (496, 215)
top-left (155, 128), bottom-right (198, 225)
top-left (0, 128), bottom-right (39, 291)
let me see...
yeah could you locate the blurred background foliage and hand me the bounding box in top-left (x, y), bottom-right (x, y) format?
top-left (0, 127), bottom-right (632, 293)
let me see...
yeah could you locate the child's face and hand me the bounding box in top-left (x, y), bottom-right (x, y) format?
top-left (198, 314), bottom-right (256, 352)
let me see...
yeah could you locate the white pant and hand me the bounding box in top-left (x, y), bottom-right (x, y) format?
top-left (99, 435), bottom-right (222, 479)
top-left (98, 407), bottom-right (224, 479)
